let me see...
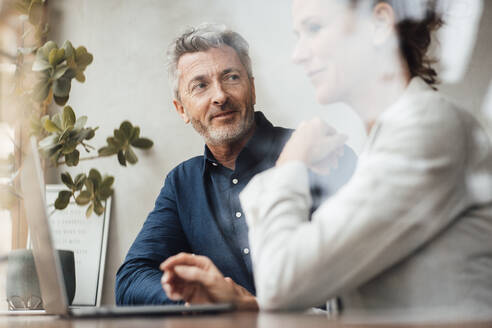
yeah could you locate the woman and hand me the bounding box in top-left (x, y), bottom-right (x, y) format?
top-left (162, 0), bottom-right (492, 316)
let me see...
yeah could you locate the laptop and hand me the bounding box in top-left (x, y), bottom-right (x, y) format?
top-left (16, 136), bottom-right (234, 317)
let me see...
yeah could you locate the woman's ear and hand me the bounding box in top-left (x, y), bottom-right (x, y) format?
top-left (371, 2), bottom-right (396, 46)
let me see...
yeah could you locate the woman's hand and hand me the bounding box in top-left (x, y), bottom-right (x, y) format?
top-left (160, 253), bottom-right (258, 311)
top-left (276, 118), bottom-right (347, 174)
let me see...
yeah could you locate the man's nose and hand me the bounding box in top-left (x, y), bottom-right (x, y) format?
top-left (211, 82), bottom-right (227, 106)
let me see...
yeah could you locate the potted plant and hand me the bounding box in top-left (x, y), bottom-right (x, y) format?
top-left (2, 0), bottom-right (154, 218)
top-left (0, 0), bottom-right (154, 309)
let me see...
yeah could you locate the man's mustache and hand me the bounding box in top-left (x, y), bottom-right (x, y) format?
top-left (207, 101), bottom-right (241, 121)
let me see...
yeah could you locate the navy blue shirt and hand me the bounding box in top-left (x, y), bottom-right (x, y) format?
top-left (115, 112), bottom-right (357, 305)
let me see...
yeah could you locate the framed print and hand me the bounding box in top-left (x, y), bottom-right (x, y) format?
top-left (45, 184), bottom-right (111, 307)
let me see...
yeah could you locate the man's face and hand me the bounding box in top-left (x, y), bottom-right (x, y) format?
top-left (173, 45), bottom-right (256, 146)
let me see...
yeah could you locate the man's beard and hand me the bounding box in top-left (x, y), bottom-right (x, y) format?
top-left (188, 102), bottom-right (255, 146)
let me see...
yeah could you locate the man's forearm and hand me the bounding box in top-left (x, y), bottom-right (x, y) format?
top-left (115, 260), bottom-right (177, 305)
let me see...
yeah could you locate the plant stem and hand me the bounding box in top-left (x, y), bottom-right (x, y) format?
top-left (57, 155), bottom-right (101, 165)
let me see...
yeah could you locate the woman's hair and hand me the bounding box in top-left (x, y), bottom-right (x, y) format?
top-left (351, 0), bottom-right (444, 87)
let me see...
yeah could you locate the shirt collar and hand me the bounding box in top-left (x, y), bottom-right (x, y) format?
top-left (379, 77), bottom-right (434, 122)
top-left (364, 77), bottom-right (435, 153)
top-left (202, 111), bottom-right (277, 175)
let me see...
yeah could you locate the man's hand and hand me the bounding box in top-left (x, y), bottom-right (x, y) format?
top-left (160, 253), bottom-right (258, 311)
top-left (276, 118), bottom-right (347, 174)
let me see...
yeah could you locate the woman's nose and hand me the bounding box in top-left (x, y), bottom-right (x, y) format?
top-left (291, 38), bottom-right (310, 65)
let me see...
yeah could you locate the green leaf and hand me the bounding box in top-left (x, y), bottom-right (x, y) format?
top-left (53, 76), bottom-right (71, 97)
top-left (65, 150), bottom-right (79, 166)
top-left (117, 150), bottom-right (126, 166)
top-left (54, 95), bottom-right (69, 106)
top-left (39, 134), bottom-right (58, 151)
top-left (98, 146), bottom-right (117, 157)
top-left (89, 169), bottom-right (102, 185)
top-left (60, 172), bottom-right (74, 188)
top-left (130, 126), bottom-right (140, 142)
top-left (106, 137), bottom-right (122, 149)
top-left (85, 129), bottom-right (95, 140)
top-left (120, 121), bottom-right (132, 138)
top-left (75, 190), bottom-right (91, 205)
top-left (125, 147), bottom-right (138, 165)
top-left (85, 179), bottom-right (94, 194)
top-left (44, 119), bottom-right (61, 133)
top-left (74, 116), bottom-right (88, 130)
top-left (85, 203), bottom-right (94, 218)
top-left (75, 71), bottom-right (86, 83)
top-left (52, 113), bottom-right (63, 130)
top-left (131, 138), bottom-right (153, 149)
top-left (100, 176), bottom-right (114, 190)
top-left (94, 200), bottom-right (104, 216)
top-left (62, 41), bottom-right (74, 59)
top-left (74, 128), bottom-right (95, 143)
top-left (98, 187), bottom-right (113, 200)
top-left (48, 48), bottom-right (65, 66)
top-left (61, 139), bottom-right (77, 155)
top-left (39, 41), bottom-right (58, 59)
top-left (63, 67), bottom-right (76, 79)
top-left (53, 64), bottom-right (69, 80)
top-left (98, 176), bottom-right (114, 200)
top-left (114, 129), bottom-right (125, 142)
top-left (58, 128), bottom-right (70, 142)
top-left (75, 46), bottom-right (93, 67)
top-left (49, 146), bottom-right (63, 165)
top-left (63, 106), bottom-right (76, 128)
top-left (32, 58), bottom-right (51, 72)
top-left (74, 173), bottom-right (86, 190)
top-left (54, 190), bottom-right (72, 210)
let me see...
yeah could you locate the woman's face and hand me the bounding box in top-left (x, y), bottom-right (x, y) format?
top-left (291, 0), bottom-right (374, 105)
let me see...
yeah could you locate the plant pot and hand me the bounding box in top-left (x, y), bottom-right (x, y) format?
top-left (6, 249), bottom-right (76, 310)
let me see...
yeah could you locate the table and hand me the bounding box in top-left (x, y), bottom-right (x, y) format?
top-left (0, 312), bottom-right (491, 328)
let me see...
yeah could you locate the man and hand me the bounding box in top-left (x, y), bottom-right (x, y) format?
top-left (115, 24), bottom-right (356, 306)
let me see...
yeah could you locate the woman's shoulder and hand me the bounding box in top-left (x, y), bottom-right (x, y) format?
top-left (372, 79), bottom-right (477, 160)
top-left (381, 78), bottom-right (470, 136)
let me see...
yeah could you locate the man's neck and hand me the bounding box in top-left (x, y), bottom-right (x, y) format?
top-left (207, 124), bottom-right (256, 171)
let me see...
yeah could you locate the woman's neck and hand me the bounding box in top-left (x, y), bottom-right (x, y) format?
top-left (350, 71), bottom-right (411, 134)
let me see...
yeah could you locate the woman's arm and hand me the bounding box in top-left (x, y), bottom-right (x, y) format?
top-left (241, 103), bottom-right (467, 310)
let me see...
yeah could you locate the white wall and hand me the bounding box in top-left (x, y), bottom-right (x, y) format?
top-left (46, 0), bottom-right (492, 305)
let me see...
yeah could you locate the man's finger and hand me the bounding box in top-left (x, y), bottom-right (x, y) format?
top-left (162, 282), bottom-right (183, 301)
top-left (173, 265), bottom-right (215, 287)
top-left (161, 253), bottom-right (210, 271)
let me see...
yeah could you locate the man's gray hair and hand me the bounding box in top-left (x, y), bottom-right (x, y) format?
top-left (167, 23), bottom-right (253, 99)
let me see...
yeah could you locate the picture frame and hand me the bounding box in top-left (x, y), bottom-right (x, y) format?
top-left (44, 184), bottom-right (111, 307)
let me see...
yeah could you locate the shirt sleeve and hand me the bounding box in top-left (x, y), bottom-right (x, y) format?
top-left (115, 173), bottom-right (191, 305)
top-left (240, 103), bottom-right (467, 311)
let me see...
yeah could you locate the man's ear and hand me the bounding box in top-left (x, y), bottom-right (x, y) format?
top-left (250, 77), bottom-right (256, 106)
top-left (371, 2), bottom-right (396, 46)
top-left (173, 99), bottom-right (190, 124)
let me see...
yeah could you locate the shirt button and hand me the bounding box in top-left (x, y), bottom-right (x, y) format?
top-left (232, 178), bottom-right (238, 185)
top-left (243, 248), bottom-right (250, 255)
top-left (212, 162), bottom-right (218, 167)
top-left (235, 212), bottom-right (242, 218)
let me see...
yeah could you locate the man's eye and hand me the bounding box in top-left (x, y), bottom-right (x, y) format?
top-left (192, 82), bottom-right (207, 91)
top-left (226, 74), bottom-right (240, 81)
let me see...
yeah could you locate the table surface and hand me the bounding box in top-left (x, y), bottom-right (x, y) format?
top-left (0, 311), bottom-right (491, 328)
